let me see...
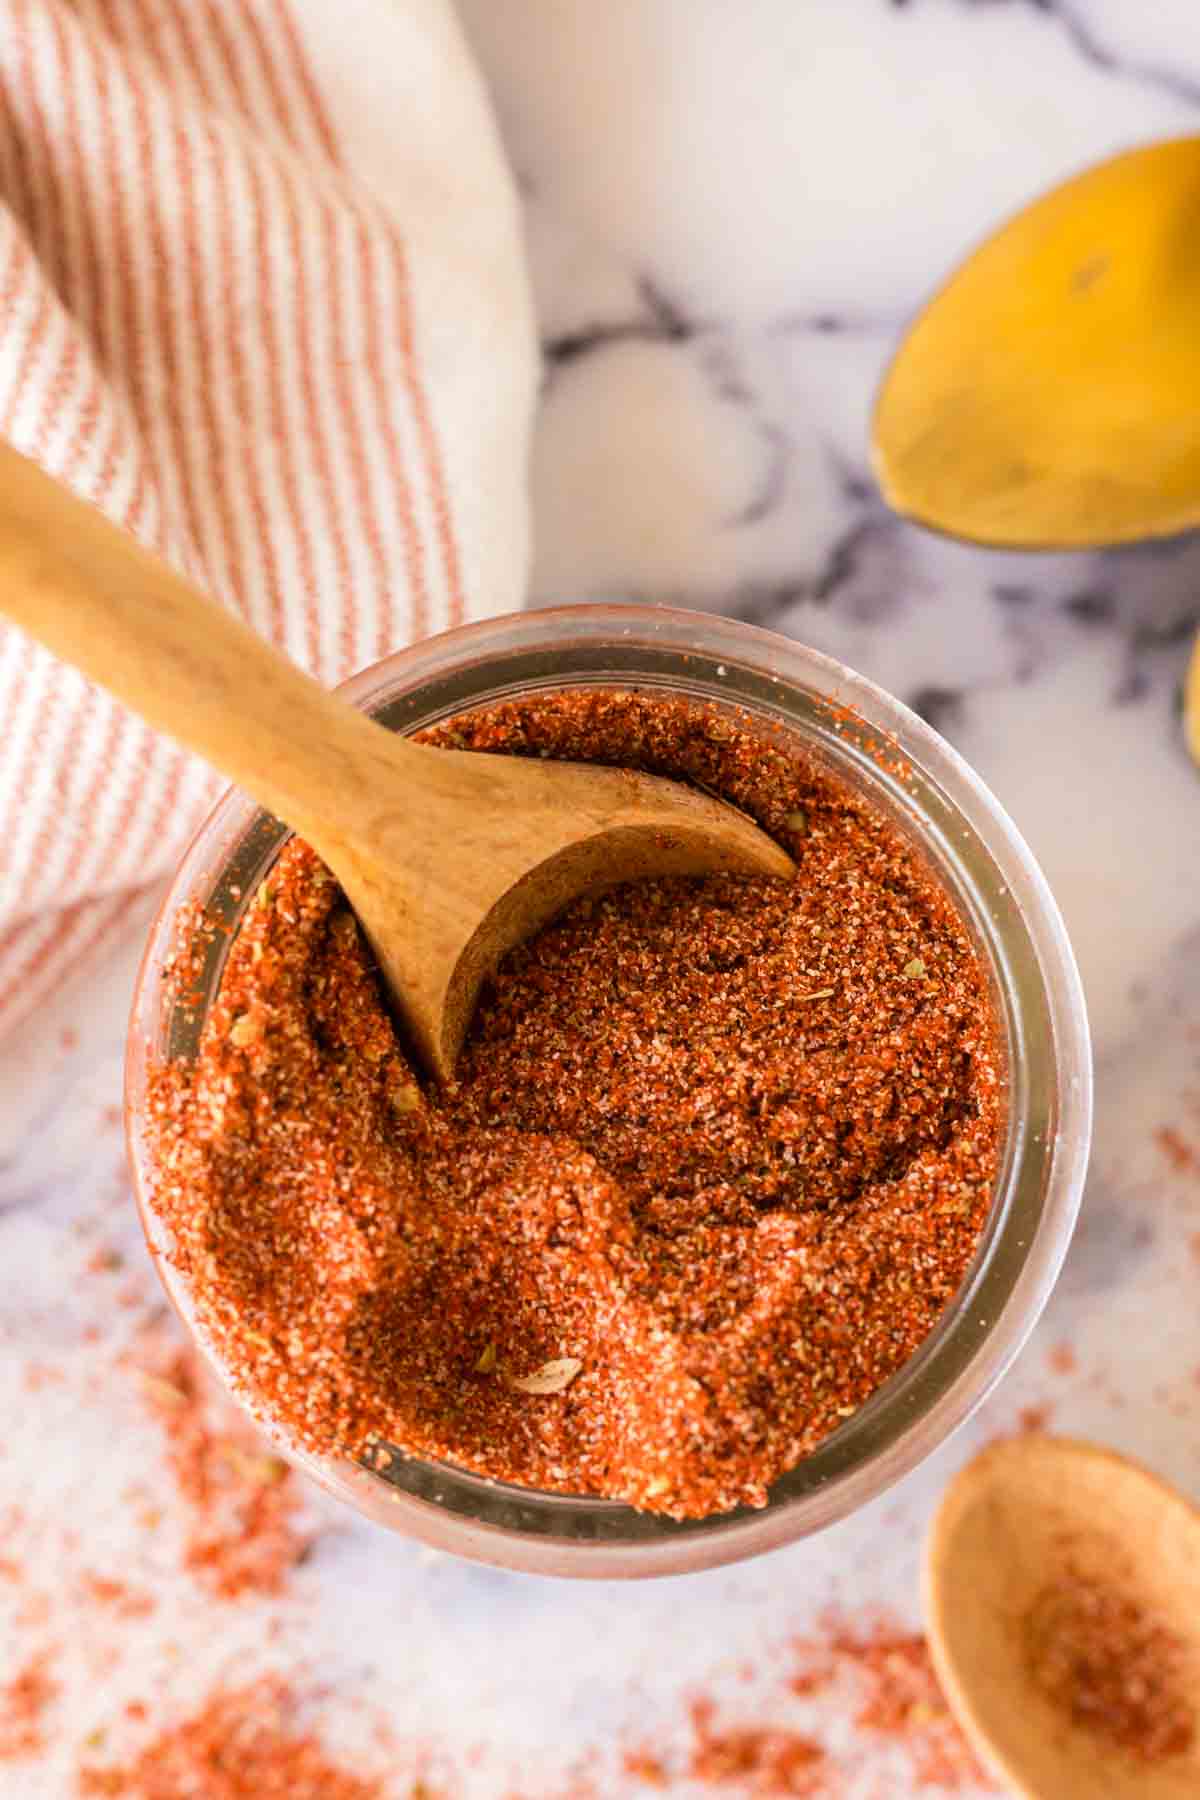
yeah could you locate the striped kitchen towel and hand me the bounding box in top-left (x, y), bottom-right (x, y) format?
top-left (0, 0), bottom-right (536, 1041)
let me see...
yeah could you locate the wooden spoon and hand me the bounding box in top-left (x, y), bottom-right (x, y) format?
top-left (873, 136), bottom-right (1200, 549)
top-left (925, 1436), bottom-right (1200, 1799)
top-left (0, 441), bottom-right (792, 1079)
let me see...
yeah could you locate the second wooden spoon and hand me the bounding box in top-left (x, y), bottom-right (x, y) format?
top-left (0, 442), bottom-right (793, 1079)
top-left (873, 136), bottom-right (1200, 550)
top-left (926, 1436), bottom-right (1200, 1798)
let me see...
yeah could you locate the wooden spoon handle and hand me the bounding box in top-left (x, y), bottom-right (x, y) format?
top-left (0, 439), bottom-right (415, 851)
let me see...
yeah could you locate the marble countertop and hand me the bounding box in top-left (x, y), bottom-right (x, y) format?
top-left (4, 2), bottom-right (1200, 1794)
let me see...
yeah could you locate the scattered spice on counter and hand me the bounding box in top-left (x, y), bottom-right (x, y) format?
top-left (1154, 1126), bottom-right (1198, 1175)
top-left (620, 1614), bottom-right (991, 1795)
top-left (1024, 1571), bottom-right (1195, 1761)
top-left (79, 1573), bottom-right (156, 1621)
top-left (686, 1699), bottom-right (828, 1795)
top-left (136, 1341), bottom-right (315, 1600)
top-left (145, 691), bottom-right (1002, 1518)
top-left (24, 1361), bottom-right (66, 1392)
top-left (0, 1652), bottom-right (58, 1761)
top-left (76, 1680), bottom-right (387, 1798)
top-left (86, 1246), bottom-right (126, 1277)
top-left (621, 1746), bottom-right (670, 1787)
top-left (784, 1619), bottom-right (992, 1793)
top-left (835, 1625), bottom-right (991, 1790)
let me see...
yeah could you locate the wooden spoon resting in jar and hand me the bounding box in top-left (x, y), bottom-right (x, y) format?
top-left (0, 441), bottom-right (792, 1080)
top-left (925, 1436), bottom-right (1200, 1799)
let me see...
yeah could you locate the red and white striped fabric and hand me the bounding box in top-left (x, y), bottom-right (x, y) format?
top-left (0, 0), bottom-right (536, 1041)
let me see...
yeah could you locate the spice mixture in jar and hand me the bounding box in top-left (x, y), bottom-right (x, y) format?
top-left (144, 690), bottom-right (1003, 1519)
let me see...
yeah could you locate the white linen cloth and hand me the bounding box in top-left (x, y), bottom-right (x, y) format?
top-left (0, 0), bottom-right (536, 1040)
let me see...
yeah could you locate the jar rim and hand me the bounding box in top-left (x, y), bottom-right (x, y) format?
top-left (125, 602), bottom-right (1092, 1577)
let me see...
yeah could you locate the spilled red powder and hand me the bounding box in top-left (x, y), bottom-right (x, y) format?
top-left (781, 1619), bottom-right (994, 1794)
top-left (86, 1246), bottom-right (126, 1277)
top-left (76, 1680), bottom-right (387, 1798)
top-left (786, 1665), bottom-right (833, 1701)
top-left (833, 1626), bottom-right (991, 1790)
top-left (687, 1699), bottom-right (828, 1795)
top-left (24, 1361), bottom-right (65, 1393)
top-left (619, 1618), bottom-right (990, 1796)
top-left (0, 1652), bottom-right (58, 1761)
top-left (80, 1573), bottom-right (156, 1620)
top-left (1047, 1343), bottom-right (1076, 1377)
top-left (136, 1341), bottom-right (315, 1601)
top-left (622, 1747), bottom-right (669, 1787)
top-left (1017, 1404), bottom-right (1054, 1435)
top-left (1155, 1126), bottom-right (1198, 1174)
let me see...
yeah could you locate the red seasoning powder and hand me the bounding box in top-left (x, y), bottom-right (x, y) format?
top-left (136, 1342), bottom-right (314, 1601)
top-left (0, 1653), bottom-right (58, 1762)
top-left (76, 1681), bottom-right (386, 1798)
top-left (829, 1625), bottom-right (993, 1790)
top-left (622, 1617), bottom-right (992, 1795)
top-left (686, 1700), bottom-right (828, 1794)
top-left (1024, 1571), bottom-right (1195, 1762)
top-left (144, 691), bottom-right (1002, 1518)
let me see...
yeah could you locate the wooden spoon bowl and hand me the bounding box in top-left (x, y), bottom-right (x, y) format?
top-left (873, 136), bottom-right (1200, 550)
top-left (926, 1436), bottom-right (1200, 1799)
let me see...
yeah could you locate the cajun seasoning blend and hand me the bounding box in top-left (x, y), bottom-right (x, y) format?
top-left (1024, 1569), bottom-right (1195, 1763)
top-left (145, 691), bottom-right (1002, 1520)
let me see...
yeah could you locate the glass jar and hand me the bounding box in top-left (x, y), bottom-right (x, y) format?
top-left (125, 603), bottom-right (1091, 1578)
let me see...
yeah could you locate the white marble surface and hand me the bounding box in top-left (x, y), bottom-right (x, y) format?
top-left (4, 3), bottom-right (1200, 1794)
